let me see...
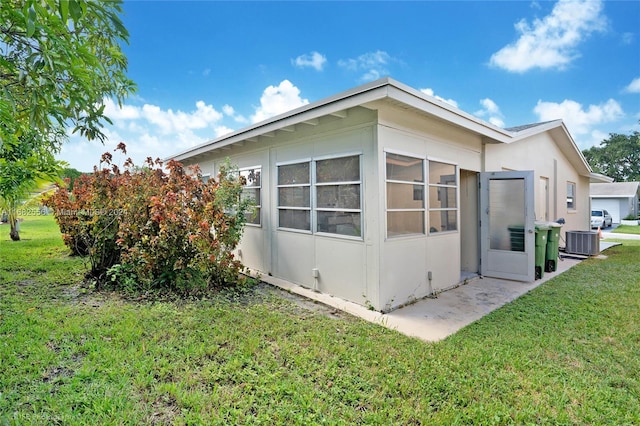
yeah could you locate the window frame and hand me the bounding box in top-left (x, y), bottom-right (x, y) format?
top-left (427, 158), bottom-right (458, 235)
top-left (239, 166), bottom-right (262, 227)
top-left (276, 154), bottom-right (364, 240)
top-left (567, 181), bottom-right (576, 211)
top-left (314, 153), bottom-right (363, 239)
top-left (276, 159), bottom-right (312, 233)
top-left (384, 150), bottom-right (427, 239)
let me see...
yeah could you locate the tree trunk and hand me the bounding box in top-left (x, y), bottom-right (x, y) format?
top-left (8, 209), bottom-right (20, 241)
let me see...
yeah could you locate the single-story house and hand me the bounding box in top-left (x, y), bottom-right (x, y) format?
top-left (170, 78), bottom-right (607, 312)
top-left (590, 181), bottom-right (640, 223)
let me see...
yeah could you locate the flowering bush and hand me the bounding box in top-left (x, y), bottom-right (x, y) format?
top-left (44, 144), bottom-right (251, 293)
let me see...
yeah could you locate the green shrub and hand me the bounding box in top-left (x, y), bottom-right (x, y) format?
top-left (44, 144), bottom-right (251, 293)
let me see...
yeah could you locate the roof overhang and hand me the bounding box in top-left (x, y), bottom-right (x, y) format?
top-left (167, 78), bottom-right (594, 179)
top-left (589, 173), bottom-right (614, 183)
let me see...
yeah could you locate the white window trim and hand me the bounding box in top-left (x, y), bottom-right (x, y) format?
top-left (239, 166), bottom-right (262, 227)
top-left (427, 159), bottom-right (459, 235)
top-left (314, 154), bottom-right (363, 239)
top-left (384, 150), bottom-right (427, 240)
top-left (276, 160), bottom-right (312, 232)
top-left (276, 154), bottom-right (364, 240)
top-left (567, 181), bottom-right (577, 211)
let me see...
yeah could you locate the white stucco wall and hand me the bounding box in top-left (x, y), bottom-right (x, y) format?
top-left (181, 101), bottom-right (590, 313)
top-left (484, 132), bottom-right (591, 235)
top-left (184, 107), bottom-right (380, 308)
top-left (375, 106), bottom-right (483, 311)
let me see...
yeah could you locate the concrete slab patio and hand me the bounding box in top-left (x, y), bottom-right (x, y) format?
top-left (259, 240), bottom-right (629, 343)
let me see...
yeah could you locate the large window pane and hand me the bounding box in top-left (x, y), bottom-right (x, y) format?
top-left (317, 211), bottom-right (361, 236)
top-left (567, 182), bottom-right (576, 210)
top-left (316, 156), bottom-right (360, 183)
top-left (246, 207), bottom-right (260, 225)
top-left (387, 183), bottom-right (424, 209)
top-left (278, 187), bottom-right (311, 208)
top-left (240, 168), bottom-right (261, 187)
top-left (386, 153), bottom-right (424, 182)
top-left (387, 211), bottom-right (425, 236)
top-left (241, 188), bottom-right (260, 204)
top-left (429, 211), bottom-right (457, 233)
top-left (428, 186), bottom-right (457, 209)
top-left (278, 163), bottom-right (309, 185)
top-left (317, 185), bottom-right (360, 209)
top-left (279, 209), bottom-right (310, 231)
top-left (429, 161), bottom-right (456, 185)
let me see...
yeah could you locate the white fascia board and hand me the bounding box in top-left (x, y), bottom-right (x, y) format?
top-left (589, 173), bottom-right (615, 184)
top-left (384, 81), bottom-right (514, 142)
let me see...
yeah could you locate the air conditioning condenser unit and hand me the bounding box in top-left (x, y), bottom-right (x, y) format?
top-left (565, 230), bottom-right (600, 256)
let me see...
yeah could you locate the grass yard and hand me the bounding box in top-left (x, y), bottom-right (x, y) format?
top-left (612, 224), bottom-right (640, 235)
top-left (1, 216), bottom-right (639, 424)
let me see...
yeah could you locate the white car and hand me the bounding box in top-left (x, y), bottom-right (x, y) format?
top-left (591, 209), bottom-right (612, 229)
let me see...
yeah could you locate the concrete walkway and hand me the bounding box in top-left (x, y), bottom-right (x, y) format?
top-left (260, 237), bottom-right (633, 343)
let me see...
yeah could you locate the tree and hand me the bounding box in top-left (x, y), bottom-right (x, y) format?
top-left (61, 167), bottom-right (83, 191)
top-left (582, 128), bottom-right (640, 182)
top-left (0, 128), bottom-right (59, 240)
top-left (0, 0), bottom-right (135, 240)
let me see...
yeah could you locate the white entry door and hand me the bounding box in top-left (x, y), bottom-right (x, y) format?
top-left (480, 171), bottom-right (535, 281)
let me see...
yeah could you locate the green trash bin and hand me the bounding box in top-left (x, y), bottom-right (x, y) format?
top-left (534, 223), bottom-right (550, 280)
top-left (545, 223), bottom-right (562, 272)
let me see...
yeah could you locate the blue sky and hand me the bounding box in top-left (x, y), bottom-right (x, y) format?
top-left (59, 0), bottom-right (640, 172)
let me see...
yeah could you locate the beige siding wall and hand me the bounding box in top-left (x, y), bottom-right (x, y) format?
top-left (376, 106), bottom-right (482, 311)
top-left (186, 107), bottom-right (380, 308)
top-left (484, 133), bottom-right (590, 233)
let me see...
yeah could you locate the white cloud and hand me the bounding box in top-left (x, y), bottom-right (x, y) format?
top-left (624, 77), bottom-right (640, 93)
top-left (533, 98), bottom-right (624, 136)
top-left (490, 0), bottom-right (607, 72)
top-left (140, 101), bottom-right (223, 134)
top-left (292, 51), bottom-right (327, 71)
top-left (621, 32), bottom-right (634, 45)
top-left (419, 88), bottom-right (459, 108)
top-left (59, 99), bottom-right (229, 171)
top-left (60, 82), bottom-right (314, 171)
top-left (250, 80), bottom-right (309, 124)
top-left (214, 126), bottom-right (234, 137)
top-left (338, 50), bottom-right (393, 82)
top-left (103, 98), bottom-right (141, 120)
top-left (474, 98), bottom-right (505, 128)
top-left (222, 104), bottom-right (248, 123)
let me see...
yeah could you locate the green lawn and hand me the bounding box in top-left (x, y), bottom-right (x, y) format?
top-left (1, 216), bottom-right (639, 424)
top-left (613, 224), bottom-right (640, 235)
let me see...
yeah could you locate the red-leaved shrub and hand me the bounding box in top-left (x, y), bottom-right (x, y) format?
top-left (44, 144), bottom-right (251, 293)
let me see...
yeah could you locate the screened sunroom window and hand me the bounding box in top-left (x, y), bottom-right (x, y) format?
top-left (315, 155), bottom-right (362, 237)
top-left (277, 162), bottom-right (311, 231)
top-left (428, 161), bottom-right (457, 233)
top-left (385, 152), bottom-right (425, 237)
top-left (240, 167), bottom-right (261, 225)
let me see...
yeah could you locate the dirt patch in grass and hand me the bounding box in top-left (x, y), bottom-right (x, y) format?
top-left (251, 282), bottom-right (347, 320)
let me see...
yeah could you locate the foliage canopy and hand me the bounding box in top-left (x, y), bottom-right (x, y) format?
top-left (0, 0), bottom-right (135, 240)
top-left (583, 128), bottom-right (640, 182)
top-left (45, 144), bottom-right (253, 293)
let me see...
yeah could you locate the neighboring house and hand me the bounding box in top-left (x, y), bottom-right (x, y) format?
top-left (590, 181), bottom-right (640, 223)
top-left (170, 78), bottom-right (607, 312)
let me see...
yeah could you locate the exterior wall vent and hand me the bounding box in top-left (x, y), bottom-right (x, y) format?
top-left (565, 231), bottom-right (600, 256)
